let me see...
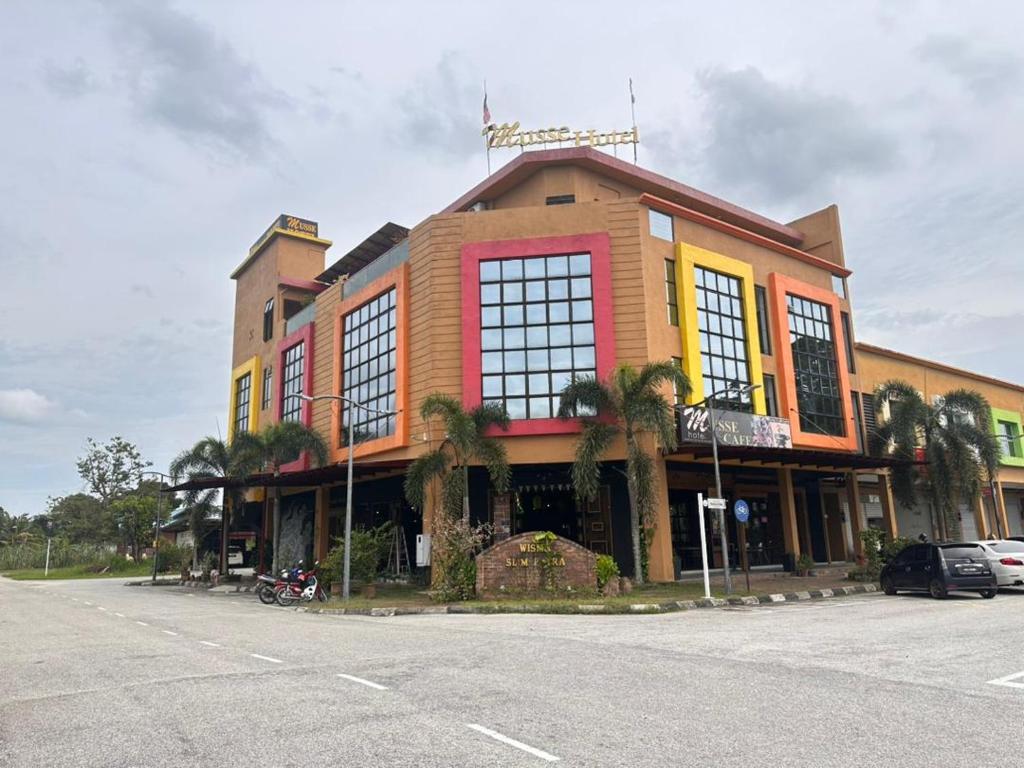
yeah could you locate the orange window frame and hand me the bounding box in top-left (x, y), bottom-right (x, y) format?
top-left (767, 273), bottom-right (858, 452)
top-left (330, 263), bottom-right (409, 463)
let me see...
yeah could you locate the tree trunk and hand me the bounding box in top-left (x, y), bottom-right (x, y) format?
top-left (625, 435), bottom-right (644, 585)
top-left (462, 464), bottom-right (470, 525)
top-left (271, 485), bottom-right (282, 573)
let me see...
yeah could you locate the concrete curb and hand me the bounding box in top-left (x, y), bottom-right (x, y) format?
top-left (299, 583), bottom-right (879, 618)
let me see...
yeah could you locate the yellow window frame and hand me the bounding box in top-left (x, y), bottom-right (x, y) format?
top-left (227, 355), bottom-right (261, 442)
top-left (674, 242), bottom-right (767, 415)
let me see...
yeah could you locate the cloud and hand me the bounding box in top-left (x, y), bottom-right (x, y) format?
top-left (130, 283), bottom-right (154, 298)
top-left (917, 36), bottom-right (1020, 100)
top-left (40, 58), bottom-right (96, 99)
top-left (650, 67), bottom-right (898, 206)
top-left (108, 1), bottom-right (289, 158)
top-left (396, 51), bottom-right (482, 160)
top-left (0, 389), bottom-right (60, 424)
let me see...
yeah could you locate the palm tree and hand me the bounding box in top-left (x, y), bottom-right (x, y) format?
top-left (246, 421), bottom-right (329, 572)
top-left (557, 362), bottom-right (690, 585)
top-left (404, 394), bottom-right (511, 524)
top-left (169, 436), bottom-right (263, 574)
top-left (179, 499), bottom-right (216, 571)
top-left (871, 380), bottom-right (1000, 541)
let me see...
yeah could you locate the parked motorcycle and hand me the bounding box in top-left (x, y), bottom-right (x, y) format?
top-left (274, 561), bottom-right (326, 606)
top-left (254, 570), bottom-right (287, 605)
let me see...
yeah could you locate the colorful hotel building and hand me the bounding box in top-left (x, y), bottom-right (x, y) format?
top-left (214, 147), bottom-right (1024, 580)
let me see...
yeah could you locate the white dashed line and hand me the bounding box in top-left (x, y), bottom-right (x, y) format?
top-left (135, 621), bottom-right (149, 627)
top-left (250, 654), bottom-right (283, 664)
top-left (988, 671), bottom-right (1024, 690)
top-left (161, 630), bottom-right (178, 636)
top-left (114, 613), bottom-right (125, 618)
top-left (97, 607), bottom-right (107, 611)
top-left (337, 674), bottom-right (388, 690)
top-left (83, 601), bottom-right (93, 606)
top-left (466, 724), bottom-right (560, 762)
top-left (199, 641), bottom-right (221, 647)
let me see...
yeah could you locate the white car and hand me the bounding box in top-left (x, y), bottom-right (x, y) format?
top-left (972, 540), bottom-right (1024, 588)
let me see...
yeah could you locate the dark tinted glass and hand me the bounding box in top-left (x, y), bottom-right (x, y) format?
top-left (787, 294), bottom-right (844, 436)
top-left (342, 287), bottom-right (397, 442)
top-left (939, 545), bottom-right (985, 559)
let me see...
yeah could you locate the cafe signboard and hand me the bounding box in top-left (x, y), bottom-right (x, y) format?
top-left (678, 405), bottom-right (793, 449)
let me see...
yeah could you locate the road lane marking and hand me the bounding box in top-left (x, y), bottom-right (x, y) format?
top-left (83, 601), bottom-right (93, 606)
top-left (988, 671), bottom-right (1024, 690)
top-left (162, 630), bottom-right (178, 636)
top-left (136, 621), bottom-right (149, 627)
top-left (97, 607), bottom-right (107, 611)
top-left (337, 674), bottom-right (388, 690)
top-left (466, 724), bottom-right (560, 762)
top-left (115, 613), bottom-right (125, 618)
top-left (251, 654), bottom-right (283, 664)
top-left (199, 641), bottom-right (221, 647)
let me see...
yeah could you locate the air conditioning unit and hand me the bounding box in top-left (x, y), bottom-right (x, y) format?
top-left (416, 534), bottom-right (432, 567)
top-left (469, 201), bottom-right (487, 212)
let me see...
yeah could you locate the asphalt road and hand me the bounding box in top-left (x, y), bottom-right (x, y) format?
top-left (2, 578), bottom-right (1023, 767)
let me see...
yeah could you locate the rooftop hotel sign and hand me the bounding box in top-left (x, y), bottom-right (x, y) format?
top-left (483, 121), bottom-right (639, 150)
top-left (678, 405), bottom-right (793, 449)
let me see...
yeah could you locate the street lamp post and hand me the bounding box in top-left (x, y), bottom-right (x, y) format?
top-left (692, 382), bottom-right (761, 596)
top-left (141, 471), bottom-right (171, 583)
top-left (296, 393), bottom-right (397, 600)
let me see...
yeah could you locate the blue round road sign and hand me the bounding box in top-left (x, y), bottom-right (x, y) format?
top-left (734, 499), bottom-right (750, 523)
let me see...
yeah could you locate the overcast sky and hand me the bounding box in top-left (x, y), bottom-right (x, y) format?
top-left (2, 1), bottom-right (1023, 515)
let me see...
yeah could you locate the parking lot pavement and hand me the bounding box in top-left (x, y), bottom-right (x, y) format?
top-left (2, 578), bottom-right (1023, 767)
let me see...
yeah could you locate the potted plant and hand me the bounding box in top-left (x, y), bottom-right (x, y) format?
top-left (795, 553), bottom-right (814, 577)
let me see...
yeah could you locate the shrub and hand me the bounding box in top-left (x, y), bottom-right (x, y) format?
top-left (882, 536), bottom-right (914, 563)
top-left (154, 542), bottom-right (191, 573)
top-left (200, 551), bottom-right (217, 579)
top-left (431, 517), bottom-right (490, 602)
top-left (595, 554), bottom-right (620, 590)
top-left (795, 553), bottom-right (814, 575)
top-left (321, 524), bottom-right (393, 589)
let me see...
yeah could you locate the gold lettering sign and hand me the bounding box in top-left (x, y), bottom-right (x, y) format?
top-left (483, 121), bottom-right (639, 150)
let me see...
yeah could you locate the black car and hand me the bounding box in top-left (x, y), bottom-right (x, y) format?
top-left (880, 542), bottom-right (997, 599)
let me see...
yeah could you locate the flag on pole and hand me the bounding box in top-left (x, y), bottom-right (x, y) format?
top-left (482, 89), bottom-right (491, 125)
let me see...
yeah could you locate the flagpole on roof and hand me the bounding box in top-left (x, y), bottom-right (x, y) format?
top-left (629, 77), bottom-right (638, 165)
top-left (483, 80), bottom-right (491, 175)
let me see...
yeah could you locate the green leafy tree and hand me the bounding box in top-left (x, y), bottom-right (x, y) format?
top-left (871, 380), bottom-right (1000, 540)
top-left (110, 492), bottom-right (158, 561)
top-left (404, 394), bottom-right (511, 524)
top-left (45, 493), bottom-right (115, 545)
top-left (170, 436), bottom-right (263, 574)
top-left (557, 362), bottom-right (690, 584)
top-left (76, 437), bottom-right (151, 506)
top-left (1, 512), bottom-right (40, 547)
top-left (243, 422), bottom-right (329, 573)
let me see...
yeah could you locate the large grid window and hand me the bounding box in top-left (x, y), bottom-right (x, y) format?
top-left (280, 343), bottom-right (305, 423)
top-left (342, 288), bottom-right (397, 444)
top-left (261, 366), bottom-right (272, 410)
top-left (665, 260), bottom-right (679, 326)
top-left (998, 420), bottom-right (1021, 459)
top-left (479, 253), bottom-right (596, 420)
top-left (787, 294), bottom-right (844, 436)
top-left (234, 373), bottom-right (251, 435)
top-left (695, 266), bottom-right (752, 411)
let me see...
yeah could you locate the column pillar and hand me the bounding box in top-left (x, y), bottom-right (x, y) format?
top-left (647, 457), bottom-right (675, 582)
top-left (878, 473), bottom-right (899, 540)
top-left (778, 468), bottom-right (800, 569)
top-left (314, 486), bottom-right (330, 561)
top-left (973, 494), bottom-right (990, 539)
top-left (994, 476), bottom-right (1010, 539)
top-left (845, 472), bottom-right (865, 557)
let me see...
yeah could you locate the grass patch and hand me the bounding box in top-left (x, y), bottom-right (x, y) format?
top-left (1, 562), bottom-right (163, 581)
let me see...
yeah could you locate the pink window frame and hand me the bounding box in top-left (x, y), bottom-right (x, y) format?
top-left (274, 321), bottom-right (315, 471)
top-left (461, 232), bottom-right (616, 436)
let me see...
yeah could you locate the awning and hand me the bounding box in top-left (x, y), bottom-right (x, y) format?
top-left (163, 459), bottom-right (411, 492)
top-left (667, 443), bottom-right (916, 472)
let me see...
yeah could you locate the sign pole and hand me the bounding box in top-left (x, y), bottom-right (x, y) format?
top-left (697, 493), bottom-right (711, 600)
top-left (739, 522), bottom-right (750, 594)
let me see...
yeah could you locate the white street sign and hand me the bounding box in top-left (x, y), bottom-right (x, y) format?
top-left (704, 497), bottom-right (727, 510)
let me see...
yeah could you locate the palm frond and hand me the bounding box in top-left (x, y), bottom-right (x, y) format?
top-left (570, 421), bottom-right (618, 501)
top-left (403, 449), bottom-right (449, 509)
top-left (471, 402), bottom-right (510, 434)
top-left (474, 437), bottom-right (511, 494)
top-left (557, 375), bottom-right (616, 419)
top-left (636, 360), bottom-right (691, 403)
top-left (623, 391), bottom-right (678, 452)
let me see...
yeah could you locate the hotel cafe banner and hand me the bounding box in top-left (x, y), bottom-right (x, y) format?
top-left (678, 406), bottom-right (793, 449)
